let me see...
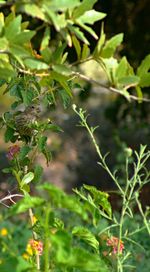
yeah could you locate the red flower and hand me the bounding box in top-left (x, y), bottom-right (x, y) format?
top-left (6, 145), bottom-right (20, 160)
top-left (106, 236), bottom-right (124, 254)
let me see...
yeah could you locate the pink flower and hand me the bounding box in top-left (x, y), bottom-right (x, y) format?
top-left (6, 145), bottom-right (20, 160)
top-left (27, 239), bottom-right (43, 256)
top-left (106, 236), bottom-right (124, 254)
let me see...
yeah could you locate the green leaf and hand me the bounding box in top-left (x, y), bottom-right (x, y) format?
top-left (39, 183), bottom-right (88, 219)
top-left (7, 196), bottom-right (45, 216)
top-left (18, 146), bottom-right (31, 161)
top-left (0, 256), bottom-right (33, 272)
top-left (0, 12), bottom-right (4, 34)
top-left (72, 35), bottom-right (81, 60)
top-left (50, 71), bottom-right (72, 97)
top-left (118, 75), bottom-right (140, 87)
top-left (5, 15), bottom-right (22, 41)
top-left (137, 55), bottom-right (150, 87)
top-left (137, 54), bottom-right (150, 76)
top-left (46, 0), bottom-right (80, 11)
top-left (81, 43), bottom-right (90, 60)
top-left (46, 124), bottom-right (63, 132)
top-left (0, 37), bottom-right (8, 51)
top-left (21, 3), bottom-right (47, 21)
top-left (101, 33), bottom-right (124, 58)
top-left (4, 127), bottom-right (15, 142)
top-left (72, 226), bottom-right (99, 251)
top-left (52, 64), bottom-right (72, 76)
top-left (93, 23), bottom-right (106, 57)
top-left (44, 8), bottom-right (67, 31)
top-left (76, 21), bottom-right (98, 39)
top-left (58, 88), bottom-right (71, 108)
top-left (73, 0), bottom-right (97, 18)
top-left (135, 86), bottom-right (143, 103)
top-left (51, 42), bottom-right (66, 64)
top-left (0, 67), bottom-right (16, 81)
top-left (24, 58), bottom-right (49, 70)
top-left (33, 165), bottom-right (43, 183)
top-left (139, 74), bottom-right (150, 87)
top-left (38, 135), bottom-right (47, 152)
top-left (115, 57), bottom-right (128, 80)
top-left (68, 25), bottom-right (89, 44)
top-left (84, 184), bottom-right (112, 218)
top-left (21, 172), bottom-right (34, 186)
top-left (14, 30), bottom-right (36, 45)
top-left (77, 10), bottom-right (106, 25)
top-left (40, 27), bottom-right (50, 51)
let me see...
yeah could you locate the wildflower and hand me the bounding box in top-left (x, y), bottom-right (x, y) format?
top-left (0, 228), bottom-right (8, 236)
top-left (6, 145), bottom-right (20, 160)
top-left (26, 239), bottom-right (43, 256)
top-left (22, 253), bottom-right (29, 260)
top-left (33, 216), bottom-right (38, 224)
top-left (106, 236), bottom-right (124, 254)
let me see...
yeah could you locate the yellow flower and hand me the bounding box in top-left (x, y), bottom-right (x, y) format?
top-left (33, 216), bottom-right (37, 224)
top-left (26, 243), bottom-right (34, 256)
top-left (0, 228), bottom-right (8, 236)
top-left (22, 253), bottom-right (29, 260)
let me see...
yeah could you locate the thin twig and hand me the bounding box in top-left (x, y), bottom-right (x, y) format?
top-left (0, 193), bottom-right (24, 207)
top-left (11, 63), bottom-right (150, 103)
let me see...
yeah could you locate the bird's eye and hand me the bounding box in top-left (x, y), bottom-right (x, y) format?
top-left (31, 106), bottom-right (35, 109)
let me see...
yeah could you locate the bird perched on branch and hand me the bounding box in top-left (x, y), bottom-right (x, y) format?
top-left (14, 104), bottom-right (40, 142)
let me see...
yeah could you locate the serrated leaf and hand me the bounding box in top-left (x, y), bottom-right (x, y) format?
top-left (73, 0), bottom-right (97, 18)
top-left (101, 33), bottom-right (124, 58)
top-left (72, 226), bottom-right (99, 250)
top-left (77, 10), bottom-right (106, 25)
top-left (21, 172), bottom-right (34, 186)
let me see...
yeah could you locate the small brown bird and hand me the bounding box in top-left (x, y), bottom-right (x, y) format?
top-left (15, 105), bottom-right (40, 142)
